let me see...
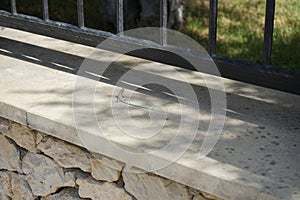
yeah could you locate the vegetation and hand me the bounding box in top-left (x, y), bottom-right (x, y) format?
top-left (0, 0), bottom-right (299, 71)
top-left (182, 0), bottom-right (300, 71)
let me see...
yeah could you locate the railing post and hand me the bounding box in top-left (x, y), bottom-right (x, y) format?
top-left (42, 0), bottom-right (49, 22)
top-left (10, 0), bottom-right (17, 15)
top-left (160, 0), bottom-right (168, 46)
top-left (263, 0), bottom-right (276, 66)
top-left (208, 0), bottom-right (218, 56)
top-left (77, 0), bottom-right (85, 28)
top-left (116, 0), bottom-right (124, 36)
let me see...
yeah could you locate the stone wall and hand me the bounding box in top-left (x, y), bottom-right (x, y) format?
top-left (0, 117), bottom-right (221, 200)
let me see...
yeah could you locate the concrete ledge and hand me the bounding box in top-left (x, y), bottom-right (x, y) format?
top-left (0, 27), bottom-right (300, 200)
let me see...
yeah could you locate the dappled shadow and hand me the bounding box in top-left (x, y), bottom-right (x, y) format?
top-left (1, 32), bottom-right (300, 198)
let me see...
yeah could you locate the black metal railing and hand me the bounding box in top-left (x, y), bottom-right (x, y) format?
top-left (0, 0), bottom-right (299, 94)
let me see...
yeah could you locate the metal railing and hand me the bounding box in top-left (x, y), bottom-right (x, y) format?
top-left (0, 0), bottom-right (299, 94)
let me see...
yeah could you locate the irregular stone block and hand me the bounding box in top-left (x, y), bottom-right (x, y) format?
top-left (193, 194), bottom-right (209, 200)
top-left (0, 171), bottom-right (11, 200)
top-left (123, 172), bottom-right (189, 200)
top-left (0, 171), bottom-right (34, 200)
top-left (22, 152), bottom-right (75, 196)
top-left (201, 191), bottom-right (222, 200)
top-left (37, 136), bottom-right (92, 172)
top-left (41, 187), bottom-right (81, 200)
top-left (3, 122), bottom-right (37, 153)
top-left (90, 155), bottom-right (123, 182)
top-left (0, 117), bottom-right (11, 135)
top-left (36, 132), bottom-right (46, 145)
top-left (76, 173), bottom-right (131, 200)
top-left (0, 134), bottom-right (22, 173)
top-left (10, 172), bottom-right (35, 200)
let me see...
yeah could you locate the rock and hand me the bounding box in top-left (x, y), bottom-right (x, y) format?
top-left (0, 117), bottom-right (11, 135)
top-left (0, 134), bottom-right (22, 173)
top-left (2, 122), bottom-right (37, 153)
top-left (90, 155), bottom-right (123, 182)
top-left (123, 172), bottom-right (189, 200)
top-left (37, 136), bottom-right (92, 172)
top-left (0, 171), bottom-right (11, 200)
top-left (41, 187), bottom-right (81, 200)
top-left (22, 152), bottom-right (75, 196)
top-left (36, 132), bottom-right (46, 145)
top-left (10, 172), bottom-right (35, 200)
top-left (76, 173), bottom-right (131, 200)
top-left (188, 187), bottom-right (221, 200)
top-left (201, 192), bottom-right (222, 200)
top-left (0, 171), bottom-right (34, 200)
top-left (193, 194), bottom-right (210, 200)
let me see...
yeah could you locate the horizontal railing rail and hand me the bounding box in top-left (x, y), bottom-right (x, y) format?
top-left (0, 0), bottom-right (299, 94)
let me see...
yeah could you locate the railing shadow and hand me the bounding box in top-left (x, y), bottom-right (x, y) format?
top-left (1, 34), bottom-right (299, 196)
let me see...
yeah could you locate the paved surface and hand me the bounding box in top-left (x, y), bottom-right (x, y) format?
top-left (0, 27), bottom-right (299, 200)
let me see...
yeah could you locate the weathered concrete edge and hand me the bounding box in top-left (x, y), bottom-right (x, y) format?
top-left (0, 100), bottom-right (278, 200)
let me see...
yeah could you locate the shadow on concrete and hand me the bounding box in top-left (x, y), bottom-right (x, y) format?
top-left (0, 35), bottom-right (300, 196)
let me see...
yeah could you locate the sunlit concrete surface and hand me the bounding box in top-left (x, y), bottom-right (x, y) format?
top-left (0, 27), bottom-right (299, 200)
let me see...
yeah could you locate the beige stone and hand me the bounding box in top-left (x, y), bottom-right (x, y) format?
top-left (3, 122), bottom-right (37, 153)
top-left (41, 187), bottom-right (81, 200)
top-left (90, 156), bottom-right (123, 182)
top-left (37, 136), bottom-right (92, 172)
top-left (0, 117), bottom-right (11, 135)
top-left (188, 188), bottom-right (211, 200)
top-left (76, 174), bottom-right (131, 200)
top-left (36, 132), bottom-right (46, 145)
top-left (123, 172), bottom-right (189, 200)
top-left (0, 171), bottom-right (34, 200)
top-left (193, 194), bottom-right (210, 200)
top-left (0, 171), bottom-right (11, 200)
top-left (0, 134), bottom-right (22, 173)
top-left (10, 172), bottom-right (35, 200)
top-left (22, 152), bottom-right (75, 196)
top-left (201, 192), bottom-right (222, 200)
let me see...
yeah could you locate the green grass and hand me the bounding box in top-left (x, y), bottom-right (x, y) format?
top-left (182, 0), bottom-right (300, 71)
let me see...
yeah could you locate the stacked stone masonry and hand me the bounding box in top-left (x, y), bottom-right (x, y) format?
top-left (0, 117), bottom-right (222, 200)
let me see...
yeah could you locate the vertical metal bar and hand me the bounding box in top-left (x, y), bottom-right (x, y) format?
top-left (263, 0), bottom-right (275, 65)
top-left (208, 0), bottom-right (218, 55)
top-left (77, 0), bottom-right (85, 28)
top-left (160, 0), bottom-right (168, 46)
top-left (116, 0), bottom-right (124, 36)
top-left (10, 0), bottom-right (17, 15)
top-left (42, 0), bottom-right (49, 22)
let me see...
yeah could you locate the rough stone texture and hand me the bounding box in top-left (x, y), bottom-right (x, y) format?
top-left (0, 120), bottom-right (221, 200)
top-left (202, 192), bottom-right (222, 200)
top-left (0, 171), bottom-right (34, 200)
top-left (41, 187), bottom-right (82, 200)
top-left (0, 117), bottom-right (11, 135)
top-left (0, 171), bottom-right (11, 200)
top-left (0, 134), bottom-right (22, 173)
top-left (37, 136), bottom-right (92, 172)
top-left (22, 152), bottom-right (76, 196)
top-left (123, 172), bottom-right (190, 200)
top-left (188, 188), bottom-right (217, 200)
top-left (3, 122), bottom-right (37, 153)
top-left (76, 173), bottom-right (132, 200)
top-left (36, 132), bottom-right (45, 145)
top-left (90, 156), bottom-right (123, 182)
top-left (10, 172), bottom-right (35, 200)
top-left (193, 194), bottom-right (209, 200)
